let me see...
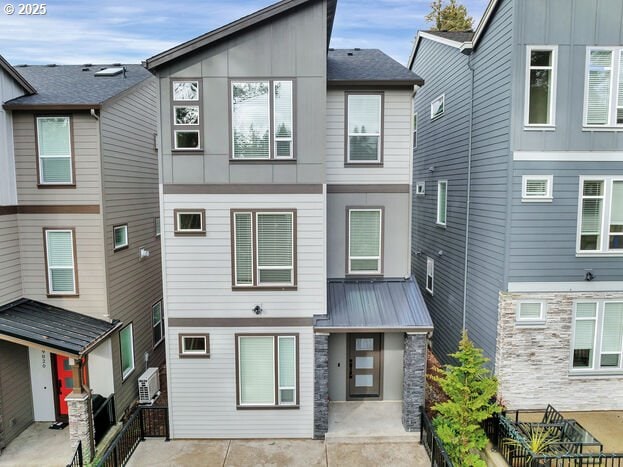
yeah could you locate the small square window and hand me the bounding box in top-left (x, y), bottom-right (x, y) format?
top-left (174, 209), bottom-right (205, 236)
top-left (516, 302), bottom-right (546, 325)
top-left (415, 181), bottom-right (425, 196)
top-left (522, 175), bottom-right (553, 202)
top-left (179, 334), bottom-right (210, 358)
top-left (174, 130), bottom-right (200, 150)
top-left (113, 224), bottom-right (128, 251)
top-left (430, 95), bottom-right (445, 120)
top-left (173, 81), bottom-right (199, 101)
top-left (174, 106), bottom-right (200, 125)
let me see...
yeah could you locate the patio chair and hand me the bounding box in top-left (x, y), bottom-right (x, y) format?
top-left (541, 404), bottom-right (564, 426)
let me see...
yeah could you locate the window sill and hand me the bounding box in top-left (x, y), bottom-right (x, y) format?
top-left (576, 252), bottom-right (623, 258)
top-left (523, 125), bottom-right (555, 132)
top-left (153, 338), bottom-right (164, 350)
top-left (179, 353), bottom-right (210, 359)
top-left (174, 231), bottom-right (206, 237)
top-left (582, 127), bottom-right (623, 132)
top-left (514, 321), bottom-right (546, 328)
top-left (568, 370), bottom-right (623, 378)
top-left (172, 149), bottom-right (204, 155)
top-left (47, 293), bottom-right (79, 298)
top-left (121, 368), bottom-right (135, 383)
top-left (37, 183), bottom-right (76, 189)
top-left (435, 222), bottom-right (447, 229)
top-left (345, 273), bottom-right (383, 279)
top-left (236, 405), bottom-right (300, 410)
top-left (521, 198), bottom-right (553, 203)
top-left (232, 286), bottom-right (297, 291)
top-left (113, 245), bottom-right (129, 252)
top-left (229, 159), bottom-right (297, 164)
top-left (344, 162), bottom-right (383, 168)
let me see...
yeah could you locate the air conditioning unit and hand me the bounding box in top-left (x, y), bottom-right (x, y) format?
top-left (138, 367), bottom-right (160, 404)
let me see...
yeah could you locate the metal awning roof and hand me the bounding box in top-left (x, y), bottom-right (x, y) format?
top-left (0, 298), bottom-right (121, 358)
top-left (315, 277), bottom-right (434, 332)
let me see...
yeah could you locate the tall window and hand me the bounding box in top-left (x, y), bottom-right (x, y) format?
top-left (232, 210), bottom-right (295, 287)
top-left (413, 109), bottom-right (418, 149)
top-left (437, 181), bottom-right (448, 226)
top-left (172, 80), bottom-right (201, 150)
top-left (578, 177), bottom-right (623, 253)
top-left (348, 208), bottom-right (382, 274)
top-left (120, 324), bottom-right (135, 380)
top-left (231, 80), bottom-right (294, 159)
top-left (573, 301), bottom-right (623, 371)
top-left (346, 93), bottom-right (383, 163)
top-left (237, 335), bottom-right (297, 407)
top-left (36, 116), bottom-right (73, 185)
top-left (426, 257), bottom-right (434, 295)
top-left (584, 47), bottom-right (623, 127)
top-left (152, 301), bottom-right (164, 347)
top-left (525, 46), bottom-right (557, 126)
top-left (44, 229), bottom-right (77, 295)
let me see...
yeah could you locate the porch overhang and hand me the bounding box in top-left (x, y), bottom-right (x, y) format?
top-left (0, 298), bottom-right (121, 358)
top-left (314, 277), bottom-right (434, 333)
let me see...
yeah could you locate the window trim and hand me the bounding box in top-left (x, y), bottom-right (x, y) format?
top-left (119, 323), bottom-right (135, 381)
top-left (178, 333), bottom-right (210, 358)
top-left (346, 207), bottom-right (384, 276)
top-left (426, 257), bottom-right (434, 295)
top-left (152, 300), bottom-right (164, 349)
top-left (521, 175), bottom-right (553, 202)
top-left (229, 78), bottom-right (296, 161)
top-left (413, 102), bottom-right (418, 149)
top-left (524, 45), bottom-right (558, 128)
top-left (35, 115), bottom-right (76, 188)
top-left (430, 94), bottom-right (445, 120)
top-left (415, 181), bottom-right (425, 196)
top-left (171, 79), bottom-right (203, 153)
top-left (173, 208), bottom-right (206, 236)
top-left (583, 47), bottom-right (623, 129)
top-left (436, 180), bottom-right (448, 226)
top-left (235, 333), bottom-right (299, 409)
top-left (230, 209), bottom-right (297, 290)
top-left (112, 224), bottom-right (129, 251)
top-left (43, 227), bottom-right (79, 297)
top-left (155, 217), bottom-right (161, 237)
top-left (344, 91), bottom-right (384, 167)
top-left (516, 301), bottom-right (546, 326)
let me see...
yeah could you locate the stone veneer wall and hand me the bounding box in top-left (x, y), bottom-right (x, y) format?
top-left (402, 333), bottom-right (427, 431)
top-left (496, 291), bottom-right (623, 411)
top-left (313, 334), bottom-right (329, 439)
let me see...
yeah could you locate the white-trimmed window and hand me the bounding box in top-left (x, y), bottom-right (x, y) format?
top-left (172, 80), bottom-right (201, 150)
top-left (572, 301), bottom-right (623, 372)
top-left (174, 209), bottom-right (205, 235)
top-left (232, 80), bottom-right (294, 159)
top-left (415, 181), bottom-right (425, 196)
top-left (36, 116), bottom-right (73, 185)
top-left (584, 47), bottom-right (623, 127)
top-left (113, 224), bottom-right (128, 250)
top-left (348, 208), bottom-right (382, 274)
top-left (525, 46), bottom-right (557, 126)
top-left (152, 301), bottom-right (164, 347)
top-left (426, 257), bottom-right (434, 295)
top-left (44, 229), bottom-right (77, 295)
top-left (516, 302), bottom-right (546, 324)
top-left (179, 334), bottom-right (209, 358)
top-left (232, 210), bottom-right (295, 287)
top-left (437, 181), bottom-right (448, 226)
top-left (522, 175), bottom-right (553, 202)
top-left (413, 108), bottom-right (418, 149)
top-left (237, 334), bottom-right (297, 407)
top-left (430, 95), bottom-right (444, 120)
top-left (120, 324), bottom-right (135, 380)
top-left (347, 93), bottom-right (383, 163)
top-left (577, 177), bottom-right (623, 253)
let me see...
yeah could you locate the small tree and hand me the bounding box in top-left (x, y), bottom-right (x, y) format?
top-left (425, 0), bottom-right (473, 31)
top-left (431, 331), bottom-right (501, 467)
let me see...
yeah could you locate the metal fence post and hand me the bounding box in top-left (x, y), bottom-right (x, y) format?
top-left (139, 407), bottom-right (145, 441)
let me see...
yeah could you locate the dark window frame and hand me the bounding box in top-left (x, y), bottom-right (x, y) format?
top-left (171, 79), bottom-right (204, 153)
top-left (344, 91), bottom-right (385, 167)
top-left (34, 114), bottom-right (77, 188)
top-left (43, 227), bottom-right (79, 297)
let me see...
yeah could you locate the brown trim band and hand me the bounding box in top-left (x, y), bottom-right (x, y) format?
top-left (164, 184), bottom-right (323, 195)
top-left (0, 206), bottom-right (18, 216)
top-left (0, 205), bottom-right (100, 215)
top-left (168, 318), bottom-right (313, 327)
top-left (327, 184), bottom-right (410, 194)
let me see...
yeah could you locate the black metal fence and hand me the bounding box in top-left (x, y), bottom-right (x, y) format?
top-left (66, 441), bottom-right (83, 467)
top-left (94, 394), bottom-right (116, 444)
top-left (420, 406), bottom-right (454, 467)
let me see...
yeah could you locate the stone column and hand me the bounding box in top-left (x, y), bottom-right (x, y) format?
top-left (66, 359), bottom-right (95, 461)
top-left (402, 333), bottom-right (427, 432)
top-left (313, 333), bottom-right (329, 439)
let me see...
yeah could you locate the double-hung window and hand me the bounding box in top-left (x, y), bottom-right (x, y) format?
top-left (525, 46), bottom-right (557, 126)
top-left (348, 208), bottom-right (382, 274)
top-left (152, 301), bottom-right (164, 347)
top-left (172, 80), bottom-right (201, 150)
top-left (232, 210), bottom-right (296, 287)
top-left (437, 181), bottom-right (448, 226)
top-left (572, 301), bottom-right (623, 372)
top-left (346, 93), bottom-right (383, 163)
top-left (44, 228), bottom-right (77, 295)
top-left (237, 334), bottom-right (297, 407)
top-left (231, 80), bottom-right (294, 159)
top-left (36, 116), bottom-right (73, 185)
top-left (577, 177), bottom-right (623, 253)
top-left (584, 47), bottom-right (623, 127)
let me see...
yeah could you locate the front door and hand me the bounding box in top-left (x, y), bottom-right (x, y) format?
top-left (348, 333), bottom-right (382, 399)
top-left (54, 355), bottom-right (73, 420)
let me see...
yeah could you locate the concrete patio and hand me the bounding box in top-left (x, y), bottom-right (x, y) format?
top-left (327, 401), bottom-right (417, 440)
top-left (0, 423), bottom-right (73, 467)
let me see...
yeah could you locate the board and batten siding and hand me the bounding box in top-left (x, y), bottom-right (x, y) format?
top-left (0, 340), bottom-right (33, 448)
top-left (167, 326), bottom-right (313, 438)
top-left (0, 67), bottom-right (24, 205)
top-left (0, 215), bottom-right (22, 306)
top-left (100, 78), bottom-right (165, 418)
top-left (163, 193), bottom-right (325, 318)
top-left (326, 88), bottom-right (412, 184)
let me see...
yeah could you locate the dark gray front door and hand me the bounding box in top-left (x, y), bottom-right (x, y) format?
top-left (348, 333), bottom-right (382, 399)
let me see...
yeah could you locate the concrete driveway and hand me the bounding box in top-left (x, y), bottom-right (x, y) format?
top-left (126, 438), bottom-right (431, 466)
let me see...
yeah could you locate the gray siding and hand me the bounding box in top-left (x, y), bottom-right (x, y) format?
top-left (100, 79), bottom-right (164, 418)
top-left (0, 340), bottom-right (33, 448)
top-left (0, 215), bottom-right (22, 306)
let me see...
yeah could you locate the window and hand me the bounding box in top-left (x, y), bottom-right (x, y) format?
top-left (36, 116), bottom-right (73, 185)
top-left (583, 47), bottom-right (623, 127)
top-left (113, 224), bottom-right (128, 251)
top-left (572, 301), bottom-right (623, 372)
top-left (522, 175), bottom-right (553, 202)
top-left (346, 93), bottom-right (383, 163)
top-left (179, 334), bottom-right (210, 358)
top-left (437, 181), bottom-right (448, 226)
top-left (152, 301), bottom-right (164, 347)
top-left (430, 95), bottom-right (444, 120)
top-left (232, 210), bottom-right (296, 288)
top-left (517, 302), bottom-right (545, 324)
top-left (413, 104), bottom-right (418, 149)
top-left (577, 177), bottom-right (623, 253)
top-left (172, 80), bottom-right (202, 150)
top-left (426, 257), bottom-right (434, 295)
top-left (44, 229), bottom-right (77, 295)
top-left (155, 217), bottom-right (161, 237)
top-left (231, 80), bottom-right (294, 159)
top-left (120, 324), bottom-right (135, 380)
top-left (348, 208), bottom-right (382, 274)
top-left (415, 181), bottom-right (425, 196)
top-left (174, 209), bottom-right (206, 236)
top-left (236, 334), bottom-right (297, 407)
top-left (525, 46), bottom-right (557, 126)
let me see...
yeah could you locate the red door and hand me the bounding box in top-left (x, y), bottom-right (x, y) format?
top-left (55, 355), bottom-right (73, 418)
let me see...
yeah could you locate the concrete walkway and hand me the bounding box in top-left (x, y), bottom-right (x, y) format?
top-left (127, 438), bottom-right (430, 467)
top-left (0, 423), bottom-right (73, 467)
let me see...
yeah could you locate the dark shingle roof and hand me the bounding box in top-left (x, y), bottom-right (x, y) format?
top-left (425, 30), bottom-right (474, 43)
top-left (4, 64), bottom-right (151, 108)
top-left (0, 54), bottom-right (36, 94)
top-left (328, 49), bottom-right (424, 85)
top-left (315, 277), bottom-right (434, 331)
top-left (0, 298), bottom-right (120, 356)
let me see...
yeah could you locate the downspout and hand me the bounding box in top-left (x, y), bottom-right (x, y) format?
top-left (90, 108), bottom-right (99, 120)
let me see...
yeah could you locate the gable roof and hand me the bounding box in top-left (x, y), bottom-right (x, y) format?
top-left (328, 49), bottom-right (423, 86)
top-left (3, 64), bottom-right (151, 109)
top-left (146, 0), bottom-right (337, 71)
top-left (0, 54), bottom-right (36, 95)
top-left (425, 30), bottom-right (474, 43)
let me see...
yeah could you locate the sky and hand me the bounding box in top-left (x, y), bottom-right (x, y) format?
top-left (0, 0), bottom-right (488, 67)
